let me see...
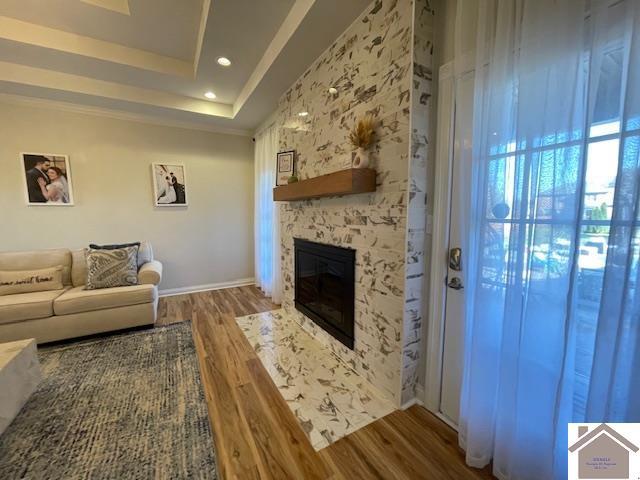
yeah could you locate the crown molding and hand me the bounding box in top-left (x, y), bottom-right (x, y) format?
top-left (0, 93), bottom-right (253, 137)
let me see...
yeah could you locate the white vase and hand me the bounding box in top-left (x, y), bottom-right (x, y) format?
top-left (353, 147), bottom-right (370, 168)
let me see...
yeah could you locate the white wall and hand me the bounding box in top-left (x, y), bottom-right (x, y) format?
top-left (0, 100), bottom-right (255, 292)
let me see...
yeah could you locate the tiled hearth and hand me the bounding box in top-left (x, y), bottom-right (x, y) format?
top-left (235, 310), bottom-right (395, 450)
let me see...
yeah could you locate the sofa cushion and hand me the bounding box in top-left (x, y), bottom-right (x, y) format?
top-left (0, 266), bottom-right (64, 296)
top-left (70, 241), bottom-right (154, 287)
top-left (71, 249), bottom-right (87, 287)
top-left (85, 246), bottom-right (139, 290)
top-left (0, 289), bottom-right (68, 325)
top-left (0, 249), bottom-right (72, 286)
top-left (53, 284), bottom-right (157, 316)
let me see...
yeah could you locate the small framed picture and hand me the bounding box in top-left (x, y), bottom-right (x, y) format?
top-left (21, 153), bottom-right (75, 206)
top-left (152, 163), bottom-right (188, 207)
top-left (276, 150), bottom-right (295, 186)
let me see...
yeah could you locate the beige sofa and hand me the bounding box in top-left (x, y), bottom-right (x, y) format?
top-left (0, 242), bottom-right (162, 344)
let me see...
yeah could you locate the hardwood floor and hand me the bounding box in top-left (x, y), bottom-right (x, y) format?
top-left (158, 286), bottom-right (494, 480)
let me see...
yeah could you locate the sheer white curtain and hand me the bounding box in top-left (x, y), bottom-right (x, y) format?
top-left (456, 0), bottom-right (640, 478)
top-left (254, 125), bottom-right (282, 303)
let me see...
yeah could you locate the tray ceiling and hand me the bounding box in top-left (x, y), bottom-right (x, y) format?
top-left (0, 0), bottom-right (371, 133)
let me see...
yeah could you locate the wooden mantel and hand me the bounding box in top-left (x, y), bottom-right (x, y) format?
top-left (273, 168), bottom-right (376, 201)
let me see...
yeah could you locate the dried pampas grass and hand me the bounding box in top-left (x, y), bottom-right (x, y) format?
top-left (348, 115), bottom-right (376, 149)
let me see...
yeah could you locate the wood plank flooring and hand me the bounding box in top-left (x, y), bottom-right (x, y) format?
top-left (158, 286), bottom-right (494, 480)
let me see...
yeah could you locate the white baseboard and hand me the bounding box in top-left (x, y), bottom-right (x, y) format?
top-left (401, 396), bottom-right (424, 410)
top-left (158, 278), bottom-right (255, 297)
top-left (401, 385), bottom-right (460, 431)
top-left (400, 384), bottom-right (426, 410)
top-left (434, 411), bottom-right (459, 432)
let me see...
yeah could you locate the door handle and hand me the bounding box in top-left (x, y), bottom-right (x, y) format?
top-left (447, 276), bottom-right (464, 290)
top-left (449, 247), bottom-right (462, 271)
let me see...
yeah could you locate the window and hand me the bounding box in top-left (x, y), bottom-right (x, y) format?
top-left (476, 42), bottom-right (639, 417)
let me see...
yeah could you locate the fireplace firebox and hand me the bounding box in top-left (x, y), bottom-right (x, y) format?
top-left (294, 238), bottom-right (355, 349)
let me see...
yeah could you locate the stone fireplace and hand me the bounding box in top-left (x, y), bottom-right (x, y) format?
top-left (271, 0), bottom-right (434, 407)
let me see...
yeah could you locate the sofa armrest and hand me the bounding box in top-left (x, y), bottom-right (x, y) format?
top-left (138, 260), bottom-right (163, 286)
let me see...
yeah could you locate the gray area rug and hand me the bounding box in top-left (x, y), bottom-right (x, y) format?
top-left (0, 322), bottom-right (217, 479)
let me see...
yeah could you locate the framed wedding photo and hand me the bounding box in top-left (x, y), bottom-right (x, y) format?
top-left (152, 163), bottom-right (188, 207)
top-left (21, 153), bottom-right (75, 206)
top-left (276, 150), bottom-right (295, 186)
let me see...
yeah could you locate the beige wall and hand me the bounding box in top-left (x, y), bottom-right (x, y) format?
top-left (0, 101), bottom-right (254, 292)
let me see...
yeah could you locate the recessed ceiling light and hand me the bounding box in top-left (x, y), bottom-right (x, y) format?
top-left (217, 57), bottom-right (231, 67)
top-left (204, 91), bottom-right (216, 99)
top-left (328, 87), bottom-right (338, 94)
top-left (298, 111), bottom-right (309, 117)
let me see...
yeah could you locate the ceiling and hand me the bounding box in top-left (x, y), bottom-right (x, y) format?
top-left (0, 0), bottom-right (371, 134)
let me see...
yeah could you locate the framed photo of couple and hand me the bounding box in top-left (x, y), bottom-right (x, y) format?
top-left (152, 163), bottom-right (188, 207)
top-left (21, 153), bottom-right (75, 206)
